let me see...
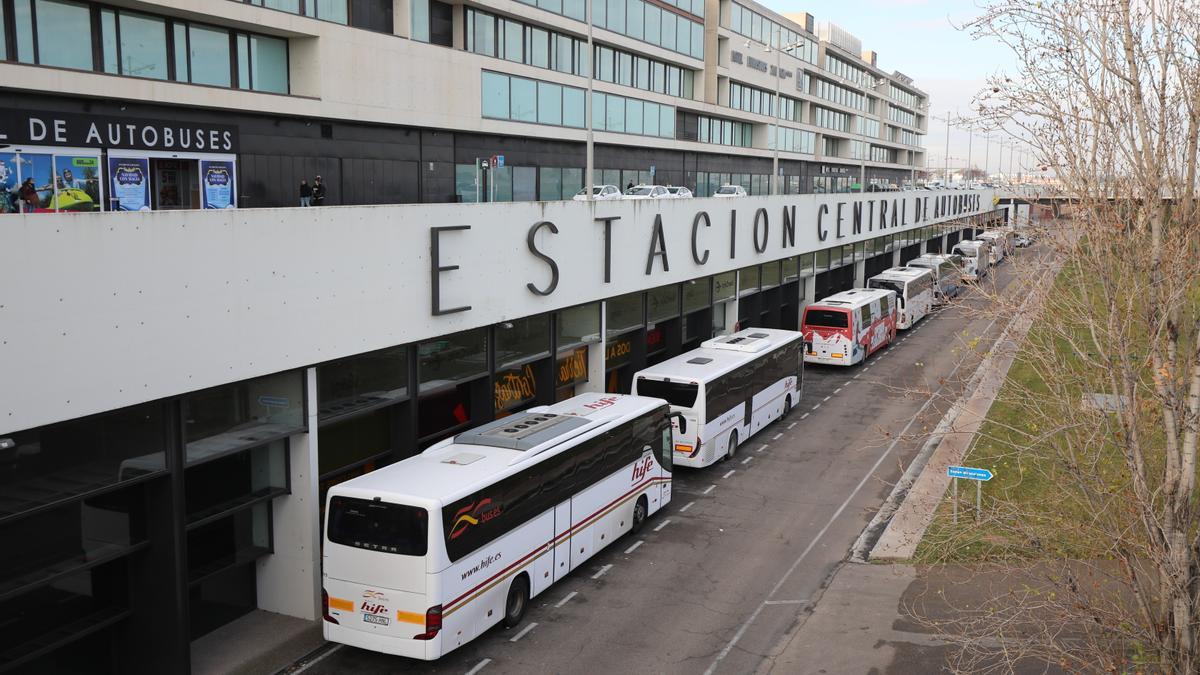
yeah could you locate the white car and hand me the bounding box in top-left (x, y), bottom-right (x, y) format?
top-left (573, 185), bottom-right (623, 201)
top-left (713, 184), bottom-right (747, 198)
top-left (623, 185), bottom-right (672, 200)
top-left (1014, 235), bottom-right (1033, 248)
top-left (666, 186), bottom-right (693, 198)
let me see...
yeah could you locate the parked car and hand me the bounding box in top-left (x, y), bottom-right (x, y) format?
top-left (713, 184), bottom-right (747, 198)
top-left (1014, 234), bottom-right (1033, 248)
top-left (666, 186), bottom-right (693, 198)
top-left (573, 185), bottom-right (623, 201)
top-left (623, 185), bottom-right (671, 199)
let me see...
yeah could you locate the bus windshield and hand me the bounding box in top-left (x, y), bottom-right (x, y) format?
top-left (327, 496), bottom-right (429, 556)
top-left (804, 309), bottom-right (849, 328)
top-left (635, 378), bottom-right (699, 408)
top-left (868, 279), bottom-right (905, 305)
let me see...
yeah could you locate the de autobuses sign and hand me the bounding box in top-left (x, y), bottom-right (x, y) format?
top-left (0, 109), bottom-right (238, 153)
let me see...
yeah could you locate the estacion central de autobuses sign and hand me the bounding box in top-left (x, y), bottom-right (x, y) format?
top-left (0, 110), bottom-right (238, 153)
top-left (430, 192), bottom-right (987, 316)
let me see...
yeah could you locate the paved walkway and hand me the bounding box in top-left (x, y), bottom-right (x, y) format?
top-left (192, 610), bottom-right (322, 675)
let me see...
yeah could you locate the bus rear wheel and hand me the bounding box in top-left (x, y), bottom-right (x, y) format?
top-left (503, 574), bottom-right (530, 628)
top-left (783, 395), bottom-right (793, 416)
top-left (726, 432), bottom-right (739, 461)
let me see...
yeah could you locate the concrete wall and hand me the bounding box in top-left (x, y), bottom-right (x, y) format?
top-left (0, 190), bottom-right (993, 434)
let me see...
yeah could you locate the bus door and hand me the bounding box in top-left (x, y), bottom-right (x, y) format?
top-left (553, 501), bottom-right (571, 582)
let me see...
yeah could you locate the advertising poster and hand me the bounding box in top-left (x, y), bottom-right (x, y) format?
top-left (108, 157), bottom-right (151, 211)
top-left (17, 153), bottom-right (54, 212)
top-left (200, 160), bottom-right (236, 209)
top-left (52, 154), bottom-right (102, 212)
top-left (0, 153), bottom-right (17, 214)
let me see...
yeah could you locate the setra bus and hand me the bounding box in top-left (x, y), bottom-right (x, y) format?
top-left (631, 327), bottom-right (803, 468)
top-left (322, 392), bottom-right (677, 660)
top-left (866, 267), bottom-right (936, 330)
top-left (801, 288), bottom-right (897, 366)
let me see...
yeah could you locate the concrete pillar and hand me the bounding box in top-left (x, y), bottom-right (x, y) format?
top-left (854, 259), bottom-right (866, 287)
top-left (892, 246), bottom-right (902, 268)
top-left (257, 367), bottom-right (321, 621)
top-left (579, 303), bottom-right (608, 394)
top-left (393, 0), bottom-right (410, 37)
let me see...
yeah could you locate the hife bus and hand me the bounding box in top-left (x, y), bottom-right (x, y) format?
top-left (631, 327), bottom-right (804, 468)
top-left (866, 267), bottom-right (936, 330)
top-left (801, 288), bottom-right (898, 366)
top-left (322, 392), bottom-right (679, 660)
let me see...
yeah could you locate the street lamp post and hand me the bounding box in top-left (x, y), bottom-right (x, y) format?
top-left (765, 34), bottom-right (804, 195)
top-left (965, 125), bottom-right (973, 187)
top-left (983, 134), bottom-right (990, 184)
top-left (584, 0), bottom-right (595, 200)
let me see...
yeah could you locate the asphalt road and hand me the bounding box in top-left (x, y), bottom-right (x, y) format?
top-left (292, 246), bottom-right (1039, 675)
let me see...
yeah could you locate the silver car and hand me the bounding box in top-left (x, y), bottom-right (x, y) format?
top-left (573, 185), bottom-right (623, 201)
top-left (666, 186), bottom-right (693, 198)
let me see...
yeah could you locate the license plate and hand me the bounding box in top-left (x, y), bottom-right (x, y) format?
top-left (363, 613), bottom-right (390, 626)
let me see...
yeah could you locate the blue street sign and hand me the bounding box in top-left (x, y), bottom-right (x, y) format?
top-left (496, 155), bottom-right (505, 168)
top-left (947, 465), bottom-right (993, 481)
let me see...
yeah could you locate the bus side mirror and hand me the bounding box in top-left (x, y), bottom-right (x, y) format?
top-left (669, 412), bottom-right (687, 435)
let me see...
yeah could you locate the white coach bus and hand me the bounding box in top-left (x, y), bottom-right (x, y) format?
top-left (907, 253), bottom-right (964, 304)
top-left (801, 288), bottom-right (898, 366)
top-left (322, 392), bottom-right (677, 660)
top-left (631, 327), bottom-right (803, 469)
top-left (977, 229), bottom-right (1014, 265)
top-left (951, 240), bottom-right (992, 282)
top-left (866, 267), bottom-right (935, 330)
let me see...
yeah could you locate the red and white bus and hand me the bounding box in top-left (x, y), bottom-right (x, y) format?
top-left (322, 392), bottom-right (676, 660)
top-left (801, 288), bottom-right (898, 366)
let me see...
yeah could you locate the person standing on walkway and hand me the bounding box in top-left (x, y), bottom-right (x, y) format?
top-left (299, 179), bottom-right (312, 207)
top-left (311, 175), bottom-right (326, 206)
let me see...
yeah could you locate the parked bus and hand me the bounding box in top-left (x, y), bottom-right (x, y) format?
top-left (631, 327), bottom-right (803, 469)
top-left (977, 229), bottom-right (1014, 265)
top-left (866, 267), bottom-right (935, 330)
top-left (322, 392), bottom-right (677, 660)
top-left (801, 288), bottom-right (897, 366)
top-left (951, 240), bottom-right (991, 282)
top-left (907, 253), bottom-right (964, 305)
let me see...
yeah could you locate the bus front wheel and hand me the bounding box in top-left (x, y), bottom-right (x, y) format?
top-left (503, 574), bottom-right (530, 628)
top-left (726, 432), bottom-right (739, 461)
top-left (631, 496), bottom-right (648, 534)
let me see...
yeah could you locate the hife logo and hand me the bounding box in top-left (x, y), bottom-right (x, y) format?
top-left (631, 455), bottom-right (654, 482)
top-left (449, 498), bottom-right (503, 540)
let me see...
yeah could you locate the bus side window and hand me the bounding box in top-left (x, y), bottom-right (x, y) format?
top-left (859, 304), bottom-right (871, 328)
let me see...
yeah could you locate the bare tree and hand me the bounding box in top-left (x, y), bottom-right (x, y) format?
top-left (912, 1), bottom-right (1200, 672)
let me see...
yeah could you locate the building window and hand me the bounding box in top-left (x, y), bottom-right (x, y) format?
top-left (419, 328), bottom-right (488, 393)
top-left (318, 345), bottom-right (409, 422)
top-left (183, 371), bottom-right (305, 465)
top-left (592, 0), bottom-right (702, 59)
top-left (481, 71), bottom-right (586, 129)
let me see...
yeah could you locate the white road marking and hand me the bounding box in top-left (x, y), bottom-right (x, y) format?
top-left (741, 455), bottom-right (753, 465)
top-left (624, 540), bottom-right (644, 554)
top-left (465, 658), bottom-right (492, 675)
top-left (833, 387), bottom-right (842, 394)
top-left (800, 412), bottom-right (810, 419)
top-left (812, 403), bottom-right (821, 410)
top-left (679, 501), bottom-right (696, 512)
top-left (771, 432), bottom-right (783, 441)
top-left (653, 518), bottom-right (673, 532)
top-left (863, 366), bottom-right (871, 371)
top-left (291, 645), bottom-right (343, 674)
top-left (853, 373), bottom-right (862, 379)
top-left (510, 622), bottom-right (538, 642)
top-left (591, 564), bottom-right (613, 579)
top-left (756, 443), bottom-right (769, 452)
top-left (555, 591), bottom-right (577, 608)
top-left (702, 485), bottom-right (716, 495)
top-left (822, 396), bottom-right (831, 402)
top-left (787, 422), bottom-right (797, 430)
top-left (763, 600), bottom-right (807, 606)
top-left (722, 469), bottom-right (736, 479)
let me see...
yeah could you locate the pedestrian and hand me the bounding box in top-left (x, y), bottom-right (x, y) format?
top-left (18, 178), bottom-right (39, 213)
top-left (311, 175), bottom-right (326, 206)
top-left (626, 180), bottom-right (634, 191)
top-left (299, 179), bottom-right (312, 207)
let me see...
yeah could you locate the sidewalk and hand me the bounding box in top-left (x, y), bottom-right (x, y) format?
top-left (191, 610), bottom-right (323, 675)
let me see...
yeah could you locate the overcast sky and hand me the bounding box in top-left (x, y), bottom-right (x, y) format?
top-left (757, 0), bottom-right (1036, 176)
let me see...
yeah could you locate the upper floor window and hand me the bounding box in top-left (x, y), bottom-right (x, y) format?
top-left (727, 3), bottom-right (817, 64)
top-left (237, 0), bottom-right (394, 33)
top-left (1, 1), bottom-right (289, 94)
